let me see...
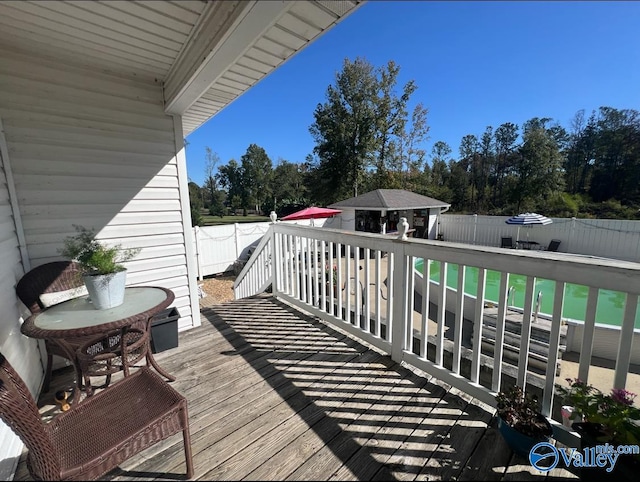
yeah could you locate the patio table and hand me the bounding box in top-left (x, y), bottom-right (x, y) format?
top-left (516, 240), bottom-right (540, 250)
top-left (21, 286), bottom-right (176, 402)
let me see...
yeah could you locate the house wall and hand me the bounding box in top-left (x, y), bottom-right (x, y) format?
top-left (0, 118), bottom-right (40, 480)
top-left (0, 46), bottom-right (199, 476)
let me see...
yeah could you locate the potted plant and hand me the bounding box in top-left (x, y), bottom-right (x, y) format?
top-left (324, 264), bottom-right (338, 297)
top-left (557, 378), bottom-right (640, 479)
top-left (60, 225), bottom-right (140, 310)
top-left (495, 385), bottom-right (553, 458)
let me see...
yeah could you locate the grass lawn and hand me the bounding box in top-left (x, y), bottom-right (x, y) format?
top-left (201, 214), bottom-right (270, 225)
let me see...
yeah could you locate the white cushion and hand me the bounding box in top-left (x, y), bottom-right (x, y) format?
top-left (39, 286), bottom-right (88, 308)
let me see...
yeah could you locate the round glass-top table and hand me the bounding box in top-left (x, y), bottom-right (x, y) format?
top-left (21, 286), bottom-right (176, 399)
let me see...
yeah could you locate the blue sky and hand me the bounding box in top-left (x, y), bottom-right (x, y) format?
top-left (185, 1), bottom-right (640, 186)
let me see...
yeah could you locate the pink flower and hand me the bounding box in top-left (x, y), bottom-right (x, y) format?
top-left (611, 388), bottom-right (636, 406)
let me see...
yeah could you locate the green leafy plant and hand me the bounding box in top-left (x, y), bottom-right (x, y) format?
top-left (557, 378), bottom-right (640, 446)
top-left (324, 264), bottom-right (338, 284)
top-left (60, 225), bottom-right (140, 275)
top-left (496, 385), bottom-right (552, 438)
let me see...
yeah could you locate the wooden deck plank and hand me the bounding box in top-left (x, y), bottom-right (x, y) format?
top-left (18, 296), bottom-right (579, 482)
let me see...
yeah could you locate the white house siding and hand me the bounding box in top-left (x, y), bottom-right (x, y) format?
top-left (0, 47), bottom-right (198, 333)
top-left (0, 118), bottom-right (39, 480)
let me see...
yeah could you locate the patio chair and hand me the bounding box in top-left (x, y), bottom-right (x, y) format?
top-left (0, 351), bottom-right (193, 481)
top-left (16, 261), bottom-right (94, 392)
top-left (546, 239), bottom-right (561, 252)
top-left (501, 236), bottom-right (515, 249)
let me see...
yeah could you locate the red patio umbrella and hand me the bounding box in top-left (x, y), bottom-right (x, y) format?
top-left (281, 206), bottom-right (342, 221)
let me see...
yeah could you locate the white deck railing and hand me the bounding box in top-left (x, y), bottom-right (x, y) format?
top-left (234, 223), bottom-right (640, 445)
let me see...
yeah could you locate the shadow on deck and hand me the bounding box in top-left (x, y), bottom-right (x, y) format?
top-left (16, 295), bottom-right (578, 481)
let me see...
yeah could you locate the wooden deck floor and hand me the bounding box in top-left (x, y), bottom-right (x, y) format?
top-left (15, 295), bottom-right (578, 481)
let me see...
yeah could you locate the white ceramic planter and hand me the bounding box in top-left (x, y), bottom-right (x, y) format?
top-left (561, 405), bottom-right (582, 428)
top-left (83, 270), bottom-right (127, 310)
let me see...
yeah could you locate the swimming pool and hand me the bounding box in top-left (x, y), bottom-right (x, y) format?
top-left (414, 259), bottom-right (640, 328)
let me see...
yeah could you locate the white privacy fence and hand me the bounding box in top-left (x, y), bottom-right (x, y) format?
top-left (234, 223), bottom-right (640, 447)
top-left (439, 215), bottom-right (640, 262)
top-left (193, 216), bottom-right (342, 279)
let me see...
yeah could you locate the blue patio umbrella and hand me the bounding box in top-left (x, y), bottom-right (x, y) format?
top-left (505, 213), bottom-right (552, 241)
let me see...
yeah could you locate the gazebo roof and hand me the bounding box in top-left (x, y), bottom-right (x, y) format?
top-left (329, 189), bottom-right (450, 211)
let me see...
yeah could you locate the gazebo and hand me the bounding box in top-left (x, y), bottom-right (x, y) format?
top-left (329, 189), bottom-right (450, 239)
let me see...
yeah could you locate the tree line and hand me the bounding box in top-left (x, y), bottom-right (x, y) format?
top-left (189, 57), bottom-right (640, 225)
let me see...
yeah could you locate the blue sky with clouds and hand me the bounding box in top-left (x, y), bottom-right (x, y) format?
top-left (185, 1), bottom-right (640, 186)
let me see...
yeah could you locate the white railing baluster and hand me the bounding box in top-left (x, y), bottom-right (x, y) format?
top-left (329, 242), bottom-right (335, 312)
top-left (578, 287), bottom-right (599, 383)
top-left (614, 293), bottom-right (639, 389)
top-left (355, 247), bottom-right (362, 326)
top-left (386, 251), bottom-right (394, 342)
top-left (471, 268), bottom-right (486, 383)
top-left (436, 261), bottom-right (448, 366)
top-left (306, 237), bottom-right (313, 305)
top-left (517, 276), bottom-right (536, 389)
top-left (407, 255), bottom-right (416, 352)
top-left (364, 248), bottom-right (371, 333)
top-left (337, 243), bottom-right (343, 317)
top-left (453, 264), bottom-right (466, 374)
top-left (492, 272), bottom-right (510, 392)
top-left (375, 250), bottom-right (382, 336)
top-left (320, 240), bottom-right (327, 309)
top-left (420, 257), bottom-right (430, 359)
top-left (345, 244), bottom-right (351, 322)
top-left (542, 281), bottom-right (566, 416)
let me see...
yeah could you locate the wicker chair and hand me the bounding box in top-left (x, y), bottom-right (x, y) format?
top-left (0, 352), bottom-right (194, 480)
top-left (16, 261), bottom-right (97, 392)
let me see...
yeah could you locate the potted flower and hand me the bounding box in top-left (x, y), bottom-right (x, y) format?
top-left (495, 385), bottom-right (553, 458)
top-left (60, 225), bottom-right (140, 310)
top-left (557, 378), bottom-right (640, 445)
top-left (557, 378), bottom-right (640, 479)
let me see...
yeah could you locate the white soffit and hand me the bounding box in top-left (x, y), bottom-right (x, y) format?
top-left (0, 0), bottom-right (363, 133)
top-left (177, 0), bottom-right (363, 135)
top-left (0, 0), bottom-right (209, 83)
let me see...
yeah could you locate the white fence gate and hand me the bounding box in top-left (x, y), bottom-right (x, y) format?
top-left (439, 215), bottom-right (640, 262)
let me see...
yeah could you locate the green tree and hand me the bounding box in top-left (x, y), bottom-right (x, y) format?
top-left (478, 126), bottom-right (494, 212)
top-left (493, 122), bottom-right (519, 207)
top-left (216, 159), bottom-right (244, 212)
top-left (203, 147), bottom-right (220, 208)
top-left (271, 159), bottom-right (307, 210)
top-left (459, 134), bottom-right (480, 211)
top-left (309, 57), bottom-right (379, 203)
top-left (590, 107), bottom-right (640, 204)
top-left (513, 118), bottom-right (565, 211)
top-left (240, 144), bottom-right (272, 214)
top-left (429, 141), bottom-right (452, 201)
top-left (188, 181), bottom-right (204, 226)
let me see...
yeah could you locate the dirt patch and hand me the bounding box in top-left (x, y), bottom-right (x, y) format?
top-left (199, 273), bottom-right (236, 307)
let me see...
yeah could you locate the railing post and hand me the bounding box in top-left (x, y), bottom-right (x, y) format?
top-left (234, 223), bottom-right (240, 259)
top-left (271, 225), bottom-right (279, 296)
top-left (391, 241), bottom-right (408, 363)
top-left (194, 225), bottom-right (202, 281)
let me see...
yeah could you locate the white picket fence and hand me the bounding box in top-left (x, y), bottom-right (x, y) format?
top-left (439, 215), bottom-right (640, 262)
top-left (193, 216), bottom-right (342, 279)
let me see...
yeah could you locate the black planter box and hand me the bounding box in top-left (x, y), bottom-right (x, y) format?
top-left (150, 307), bottom-right (180, 353)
